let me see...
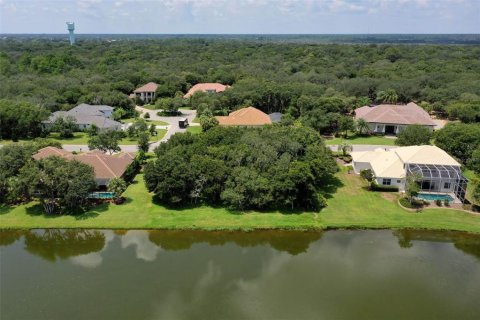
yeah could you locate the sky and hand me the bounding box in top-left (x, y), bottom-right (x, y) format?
top-left (0, 0), bottom-right (479, 34)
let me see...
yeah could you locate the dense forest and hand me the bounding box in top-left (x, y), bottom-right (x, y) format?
top-left (1, 38), bottom-right (480, 114)
top-left (1, 38), bottom-right (479, 140)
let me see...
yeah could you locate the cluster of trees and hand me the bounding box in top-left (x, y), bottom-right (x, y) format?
top-left (0, 139), bottom-right (94, 210)
top-left (433, 123), bottom-right (480, 206)
top-left (395, 125), bottom-right (433, 146)
top-left (0, 100), bottom-right (49, 140)
top-left (1, 138), bottom-right (136, 212)
top-left (144, 126), bottom-right (337, 211)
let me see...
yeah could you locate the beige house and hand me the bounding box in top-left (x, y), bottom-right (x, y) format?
top-left (351, 145), bottom-right (468, 203)
top-left (355, 102), bottom-right (436, 135)
top-left (133, 82), bottom-right (158, 104)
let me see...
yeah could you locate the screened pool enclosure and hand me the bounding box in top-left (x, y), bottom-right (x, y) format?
top-left (406, 163), bottom-right (468, 203)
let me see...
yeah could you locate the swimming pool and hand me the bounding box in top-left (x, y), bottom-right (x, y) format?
top-left (417, 193), bottom-right (454, 202)
top-left (88, 192), bottom-right (115, 199)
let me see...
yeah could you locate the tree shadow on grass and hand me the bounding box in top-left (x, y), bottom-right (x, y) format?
top-left (0, 204), bottom-right (15, 215)
top-left (22, 202), bottom-right (109, 220)
top-left (319, 174), bottom-right (344, 200)
top-left (152, 195), bottom-right (320, 216)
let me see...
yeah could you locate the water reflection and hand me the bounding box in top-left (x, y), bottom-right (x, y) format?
top-left (0, 229), bottom-right (323, 265)
top-left (147, 230), bottom-right (323, 255)
top-left (393, 229), bottom-right (480, 260)
top-left (1, 229), bottom-right (480, 320)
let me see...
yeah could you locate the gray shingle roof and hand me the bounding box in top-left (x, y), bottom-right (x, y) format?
top-left (43, 104), bottom-right (121, 129)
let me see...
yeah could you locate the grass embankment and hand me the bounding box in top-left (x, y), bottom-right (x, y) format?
top-left (325, 134), bottom-right (397, 146)
top-left (0, 130), bottom-right (167, 146)
top-left (1, 168), bottom-right (479, 233)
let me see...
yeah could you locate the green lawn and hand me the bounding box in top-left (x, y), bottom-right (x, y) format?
top-left (119, 129), bottom-right (167, 144)
top-left (325, 134), bottom-right (397, 146)
top-left (122, 118), bottom-right (169, 126)
top-left (2, 168), bottom-right (479, 233)
top-left (139, 104), bottom-right (158, 110)
top-left (186, 126), bottom-right (202, 134)
top-left (1, 130), bottom-right (167, 146)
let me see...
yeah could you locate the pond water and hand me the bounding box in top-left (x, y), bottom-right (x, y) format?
top-left (1, 229), bottom-right (479, 320)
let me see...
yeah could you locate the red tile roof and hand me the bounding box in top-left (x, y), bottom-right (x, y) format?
top-left (134, 82), bottom-right (158, 93)
top-left (33, 147), bottom-right (134, 181)
top-left (184, 83), bottom-right (229, 98)
top-left (355, 102), bottom-right (436, 126)
top-left (215, 107), bottom-right (272, 126)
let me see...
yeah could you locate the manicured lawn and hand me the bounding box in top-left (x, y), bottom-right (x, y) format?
top-left (1, 132), bottom-right (90, 145)
top-left (325, 134), bottom-right (397, 146)
top-left (119, 129), bottom-right (167, 144)
top-left (122, 118), bottom-right (169, 126)
top-left (2, 168), bottom-right (479, 233)
top-left (186, 126), bottom-right (202, 134)
top-left (1, 130), bottom-right (167, 146)
top-left (139, 104), bottom-right (158, 110)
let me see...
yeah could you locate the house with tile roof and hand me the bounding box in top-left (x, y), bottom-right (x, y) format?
top-left (33, 147), bottom-right (135, 186)
top-left (184, 83), bottom-right (229, 98)
top-left (133, 82), bottom-right (159, 103)
top-left (351, 145), bottom-right (468, 203)
top-left (354, 102), bottom-right (436, 135)
top-left (215, 107), bottom-right (272, 127)
top-left (43, 104), bottom-right (122, 131)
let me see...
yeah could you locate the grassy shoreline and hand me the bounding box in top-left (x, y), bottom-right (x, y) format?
top-left (1, 170), bottom-right (480, 233)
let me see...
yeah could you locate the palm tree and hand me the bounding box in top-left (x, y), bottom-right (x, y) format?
top-left (338, 141), bottom-right (353, 156)
top-left (377, 89), bottom-right (398, 104)
top-left (356, 118), bottom-right (370, 135)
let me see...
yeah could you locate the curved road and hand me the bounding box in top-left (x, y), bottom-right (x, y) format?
top-left (60, 107), bottom-right (198, 152)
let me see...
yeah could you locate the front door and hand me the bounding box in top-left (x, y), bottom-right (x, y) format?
top-left (385, 125), bottom-right (395, 135)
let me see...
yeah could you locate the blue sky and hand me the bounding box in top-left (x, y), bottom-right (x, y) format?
top-left (0, 0), bottom-right (479, 34)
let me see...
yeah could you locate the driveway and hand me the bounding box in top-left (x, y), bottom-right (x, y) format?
top-left (136, 106), bottom-right (197, 151)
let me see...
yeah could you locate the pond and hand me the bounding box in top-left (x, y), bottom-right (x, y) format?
top-left (1, 229), bottom-right (479, 320)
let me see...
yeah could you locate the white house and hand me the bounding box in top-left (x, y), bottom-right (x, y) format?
top-left (354, 102), bottom-right (436, 135)
top-left (351, 145), bottom-right (468, 202)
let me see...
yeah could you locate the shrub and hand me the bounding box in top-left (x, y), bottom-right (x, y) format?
top-left (370, 181), bottom-right (399, 192)
top-left (444, 199), bottom-right (450, 207)
top-left (435, 199), bottom-right (442, 206)
top-left (400, 197), bottom-right (424, 209)
top-left (143, 112), bottom-right (150, 119)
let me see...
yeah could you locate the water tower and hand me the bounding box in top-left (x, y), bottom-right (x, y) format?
top-left (66, 22), bottom-right (75, 45)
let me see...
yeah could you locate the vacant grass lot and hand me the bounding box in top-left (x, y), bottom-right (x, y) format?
top-left (325, 134), bottom-right (397, 146)
top-left (2, 168), bottom-right (479, 233)
top-left (186, 126), bottom-right (202, 134)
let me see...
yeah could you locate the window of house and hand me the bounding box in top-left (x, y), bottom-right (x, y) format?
top-left (397, 180), bottom-right (401, 183)
top-left (382, 179), bottom-right (391, 185)
top-left (444, 182), bottom-right (451, 189)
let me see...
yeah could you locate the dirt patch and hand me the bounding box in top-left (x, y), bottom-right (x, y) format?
top-left (381, 192), bottom-right (398, 203)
